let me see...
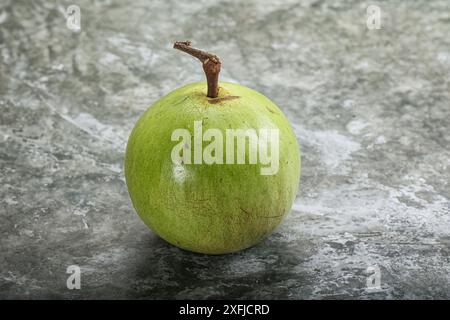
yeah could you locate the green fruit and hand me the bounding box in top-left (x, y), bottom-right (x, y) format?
top-left (125, 42), bottom-right (300, 254)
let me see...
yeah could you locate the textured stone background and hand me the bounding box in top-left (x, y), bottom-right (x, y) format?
top-left (1, 0), bottom-right (449, 299)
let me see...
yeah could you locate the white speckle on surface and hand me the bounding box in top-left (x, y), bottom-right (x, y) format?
top-left (3, 197), bottom-right (18, 205)
top-left (101, 163), bottom-right (122, 174)
top-left (226, 258), bottom-right (267, 276)
top-left (51, 64), bottom-right (65, 71)
top-left (73, 207), bottom-right (90, 229)
top-left (61, 112), bottom-right (126, 148)
top-left (375, 135), bottom-right (386, 144)
top-left (342, 99), bottom-right (354, 109)
top-left (1, 47), bottom-right (11, 64)
top-left (354, 60), bottom-right (370, 71)
top-left (20, 229), bottom-right (34, 237)
top-left (293, 124), bottom-right (361, 174)
top-left (99, 52), bottom-right (121, 65)
top-left (437, 52), bottom-right (449, 63)
top-left (399, 136), bottom-right (411, 146)
top-left (346, 120), bottom-right (369, 135)
top-left (0, 10), bottom-right (8, 24)
top-left (106, 33), bottom-right (158, 65)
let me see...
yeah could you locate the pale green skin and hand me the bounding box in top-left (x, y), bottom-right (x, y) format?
top-left (125, 82), bottom-right (300, 254)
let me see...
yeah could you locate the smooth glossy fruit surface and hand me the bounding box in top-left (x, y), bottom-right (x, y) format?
top-left (125, 81), bottom-right (300, 254)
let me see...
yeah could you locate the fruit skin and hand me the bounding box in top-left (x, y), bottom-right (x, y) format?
top-left (125, 82), bottom-right (300, 254)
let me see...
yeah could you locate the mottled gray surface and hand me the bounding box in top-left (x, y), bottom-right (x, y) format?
top-left (1, 0), bottom-right (449, 299)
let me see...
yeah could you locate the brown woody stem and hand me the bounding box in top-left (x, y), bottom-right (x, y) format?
top-left (173, 41), bottom-right (221, 98)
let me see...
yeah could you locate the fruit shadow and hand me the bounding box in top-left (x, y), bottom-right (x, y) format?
top-left (129, 230), bottom-right (314, 299)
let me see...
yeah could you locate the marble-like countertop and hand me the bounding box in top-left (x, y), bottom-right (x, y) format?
top-left (1, 0), bottom-right (449, 299)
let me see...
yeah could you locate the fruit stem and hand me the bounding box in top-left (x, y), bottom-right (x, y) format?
top-left (173, 41), bottom-right (221, 98)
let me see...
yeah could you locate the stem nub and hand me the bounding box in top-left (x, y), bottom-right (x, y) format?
top-left (173, 41), bottom-right (221, 98)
